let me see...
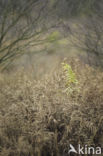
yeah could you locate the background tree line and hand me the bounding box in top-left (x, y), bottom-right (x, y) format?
top-left (0, 0), bottom-right (103, 70)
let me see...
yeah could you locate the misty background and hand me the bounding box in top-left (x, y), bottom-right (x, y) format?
top-left (0, 0), bottom-right (103, 76)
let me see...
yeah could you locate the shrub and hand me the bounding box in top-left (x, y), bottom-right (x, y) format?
top-left (0, 58), bottom-right (103, 156)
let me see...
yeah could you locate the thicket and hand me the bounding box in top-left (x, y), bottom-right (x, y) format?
top-left (0, 58), bottom-right (103, 156)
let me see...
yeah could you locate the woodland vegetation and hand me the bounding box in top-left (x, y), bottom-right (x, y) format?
top-left (0, 0), bottom-right (103, 156)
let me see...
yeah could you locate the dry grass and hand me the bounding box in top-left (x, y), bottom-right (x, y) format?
top-left (0, 58), bottom-right (103, 156)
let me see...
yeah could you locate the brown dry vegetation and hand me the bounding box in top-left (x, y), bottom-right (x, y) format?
top-left (0, 58), bottom-right (103, 156)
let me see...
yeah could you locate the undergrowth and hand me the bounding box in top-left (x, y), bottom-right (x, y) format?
top-left (0, 58), bottom-right (103, 156)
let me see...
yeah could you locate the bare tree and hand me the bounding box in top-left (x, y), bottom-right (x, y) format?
top-left (68, 14), bottom-right (103, 67)
top-left (0, 0), bottom-right (49, 70)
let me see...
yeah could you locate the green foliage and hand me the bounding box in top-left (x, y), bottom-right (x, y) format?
top-left (47, 31), bottom-right (60, 42)
top-left (62, 62), bottom-right (78, 93)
